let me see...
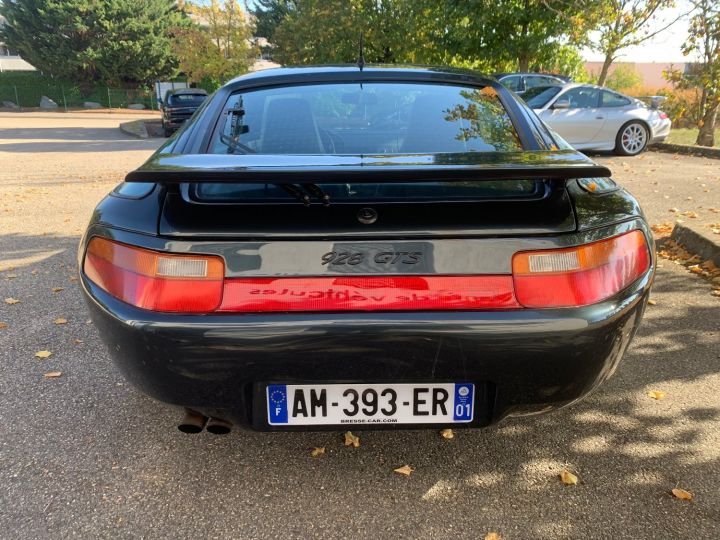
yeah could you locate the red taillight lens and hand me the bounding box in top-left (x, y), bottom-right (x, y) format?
top-left (512, 230), bottom-right (650, 308)
top-left (83, 237), bottom-right (224, 313)
top-left (219, 276), bottom-right (519, 312)
top-left (659, 112), bottom-right (669, 120)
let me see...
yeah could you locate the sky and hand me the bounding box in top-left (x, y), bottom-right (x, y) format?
top-left (580, 2), bottom-right (693, 64)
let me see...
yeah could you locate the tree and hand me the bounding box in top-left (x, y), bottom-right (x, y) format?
top-left (248, 0), bottom-right (295, 40)
top-left (580, 0), bottom-right (681, 86)
top-left (0, 0), bottom-right (185, 86)
top-left (175, 0), bottom-right (256, 85)
top-left (666, 0), bottom-right (719, 146)
top-left (272, 0), bottom-right (410, 65)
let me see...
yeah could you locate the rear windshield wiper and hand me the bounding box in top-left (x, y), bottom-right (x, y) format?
top-left (278, 183), bottom-right (331, 206)
top-left (220, 133), bottom-right (256, 155)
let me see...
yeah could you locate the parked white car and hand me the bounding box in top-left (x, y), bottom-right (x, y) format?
top-left (525, 84), bottom-right (672, 156)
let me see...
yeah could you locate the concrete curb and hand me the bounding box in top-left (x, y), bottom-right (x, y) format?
top-left (119, 119), bottom-right (148, 139)
top-left (651, 142), bottom-right (720, 159)
top-left (670, 223), bottom-right (720, 266)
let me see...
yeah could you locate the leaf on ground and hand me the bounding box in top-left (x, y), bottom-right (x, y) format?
top-left (51, 287), bottom-right (64, 293)
top-left (671, 488), bottom-right (693, 501)
top-left (6, 273), bottom-right (17, 279)
top-left (648, 390), bottom-right (666, 400)
top-left (394, 465), bottom-right (414, 476)
top-left (4, 297), bottom-right (20, 305)
top-left (0, 322), bottom-right (7, 329)
top-left (559, 468), bottom-right (578, 485)
top-left (440, 428), bottom-right (454, 439)
top-left (310, 447), bottom-right (325, 458)
top-left (344, 431), bottom-right (360, 448)
top-left (484, 533), bottom-right (502, 540)
top-left (681, 211), bottom-right (698, 218)
top-left (43, 371), bottom-right (62, 379)
top-left (53, 318), bottom-right (68, 325)
top-left (73, 339), bottom-right (84, 344)
top-left (35, 350), bottom-right (52, 359)
top-left (647, 299), bottom-right (657, 305)
top-left (650, 222), bottom-right (674, 235)
top-left (668, 207), bottom-right (679, 213)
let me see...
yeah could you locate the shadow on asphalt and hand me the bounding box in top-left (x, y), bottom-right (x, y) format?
top-left (2, 232), bottom-right (718, 538)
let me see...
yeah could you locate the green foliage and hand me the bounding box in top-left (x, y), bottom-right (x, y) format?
top-left (250, 0), bottom-right (295, 40)
top-left (603, 64), bottom-right (643, 89)
top-left (0, 0), bottom-right (186, 87)
top-left (174, 1), bottom-right (256, 84)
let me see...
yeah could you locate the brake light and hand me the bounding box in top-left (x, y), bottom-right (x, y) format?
top-left (83, 237), bottom-right (224, 312)
top-left (512, 230), bottom-right (649, 308)
top-left (658, 112), bottom-right (668, 120)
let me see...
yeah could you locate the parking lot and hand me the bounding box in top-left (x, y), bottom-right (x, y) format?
top-left (1, 111), bottom-right (719, 539)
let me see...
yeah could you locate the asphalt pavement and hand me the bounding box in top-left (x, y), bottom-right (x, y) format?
top-left (0, 112), bottom-right (718, 539)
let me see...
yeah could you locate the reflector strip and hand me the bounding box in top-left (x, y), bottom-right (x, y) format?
top-left (218, 276), bottom-right (520, 312)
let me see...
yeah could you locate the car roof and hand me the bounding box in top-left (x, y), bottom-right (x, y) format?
top-left (224, 65), bottom-right (496, 89)
top-left (496, 72), bottom-right (566, 79)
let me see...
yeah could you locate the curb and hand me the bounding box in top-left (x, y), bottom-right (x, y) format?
top-left (670, 223), bottom-right (720, 266)
top-left (119, 119), bottom-right (148, 139)
top-left (650, 142), bottom-right (720, 159)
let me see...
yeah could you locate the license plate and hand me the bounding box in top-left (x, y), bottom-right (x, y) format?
top-left (266, 383), bottom-right (474, 426)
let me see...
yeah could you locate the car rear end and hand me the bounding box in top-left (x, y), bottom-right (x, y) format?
top-left (79, 69), bottom-right (654, 432)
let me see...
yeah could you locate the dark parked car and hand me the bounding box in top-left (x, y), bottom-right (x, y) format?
top-left (159, 88), bottom-right (208, 137)
top-left (79, 66), bottom-right (654, 434)
top-left (495, 72), bottom-right (569, 95)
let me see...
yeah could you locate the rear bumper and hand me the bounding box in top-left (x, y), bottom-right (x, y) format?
top-left (651, 118), bottom-right (672, 143)
top-left (81, 269), bottom-right (652, 430)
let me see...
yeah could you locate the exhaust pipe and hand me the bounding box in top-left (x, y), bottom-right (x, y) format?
top-left (178, 408), bottom-right (207, 433)
top-left (206, 417), bottom-right (232, 435)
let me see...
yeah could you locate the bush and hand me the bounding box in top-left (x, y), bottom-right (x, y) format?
top-left (619, 85), bottom-right (702, 128)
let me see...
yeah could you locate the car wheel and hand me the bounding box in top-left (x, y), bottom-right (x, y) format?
top-left (615, 121), bottom-right (648, 156)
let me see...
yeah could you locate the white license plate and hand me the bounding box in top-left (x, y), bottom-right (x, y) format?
top-left (266, 383), bottom-right (474, 426)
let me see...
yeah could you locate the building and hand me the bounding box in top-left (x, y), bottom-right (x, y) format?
top-left (584, 61), bottom-right (687, 89)
top-left (0, 16), bottom-right (36, 72)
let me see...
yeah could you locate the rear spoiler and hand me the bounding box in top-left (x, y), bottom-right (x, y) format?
top-left (125, 150), bottom-right (611, 184)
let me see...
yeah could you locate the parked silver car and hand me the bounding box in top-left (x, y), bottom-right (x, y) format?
top-left (524, 84), bottom-right (671, 156)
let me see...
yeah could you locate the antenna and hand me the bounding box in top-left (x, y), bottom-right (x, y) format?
top-left (357, 33), bottom-right (365, 71)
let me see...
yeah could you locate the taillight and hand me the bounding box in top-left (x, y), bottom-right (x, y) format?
top-left (512, 230), bottom-right (649, 308)
top-left (658, 112), bottom-right (668, 120)
top-left (83, 237), bottom-right (224, 312)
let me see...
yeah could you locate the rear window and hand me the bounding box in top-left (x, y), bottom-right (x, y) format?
top-left (199, 82), bottom-right (534, 202)
top-left (209, 82), bottom-right (522, 155)
top-left (168, 93), bottom-right (206, 106)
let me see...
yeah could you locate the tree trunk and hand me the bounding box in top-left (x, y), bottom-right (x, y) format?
top-left (696, 96), bottom-right (719, 147)
top-left (518, 54), bottom-right (530, 72)
top-left (597, 52), bottom-right (614, 86)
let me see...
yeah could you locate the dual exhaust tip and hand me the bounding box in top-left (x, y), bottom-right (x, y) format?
top-left (178, 408), bottom-right (231, 435)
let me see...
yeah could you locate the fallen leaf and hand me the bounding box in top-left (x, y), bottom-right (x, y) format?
top-left (4, 297), bottom-right (20, 305)
top-left (394, 465), bottom-right (414, 476)
top-left (0, 322), bottom-right (7, 329)
top-left (51, 287), bottom-right (64, 293)
top-left (35, 350), bottom-right (52, 359)
top-left (484, 534), bottom-right (502, 540)
top-left (681, 211), bottom-right (699, 218)
top-left (344, 431), bottom-right (360, 448)
top-left (650, 222), bottom-right (673, 235)
top-left (671, 488), bottom-right (693, 501)
top-left (668, 207), bottom-right (679, 213)
top-left (648, 390), bottom-right (666, 400)
top-left (73, 339), bottom-right (84, 344)
top-left (43, 371), bottom-right (62, 379)
top-left (6, 273), bottom-right (17, 279)
top-left (310, 447), bottom-right (325, 458)
top-left (53, 318), bottom-right (68, 325)
top-left (647, 299), bottom-right (657, 305)
top-left (559, 468), bottom-right (578, 485)
top-left (440, 428), bottom-right (454, 439)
